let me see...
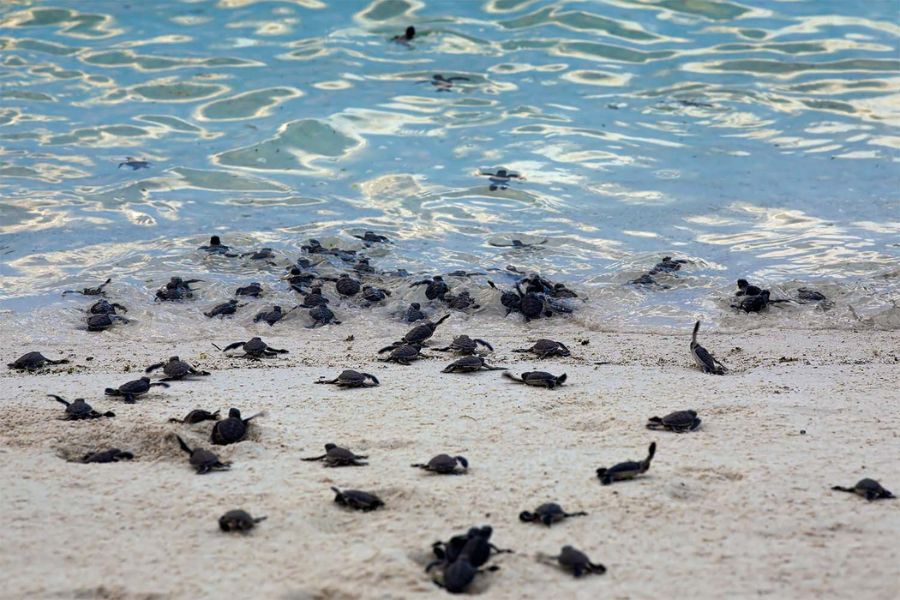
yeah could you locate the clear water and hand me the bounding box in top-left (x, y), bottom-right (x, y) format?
top-left (1, 0), bottom-right (899, 334)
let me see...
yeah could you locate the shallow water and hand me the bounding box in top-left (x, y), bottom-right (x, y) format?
top-left (1, 0), bottom-right (898, 333)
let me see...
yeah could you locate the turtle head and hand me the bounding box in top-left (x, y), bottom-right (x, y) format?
top-left (410, 302), bottom-right (420, 309)
top-left (324, 443), bottom-right (336, 450)
top-left (406, 26), bottom-right (415, 39)
top-left (496, 169), bottom-right (508, 177)
top-left (210, 235), bottom-right (221, 246)
top-left (228, 408), bottom-right (241, 418)
top-left (168, 356), bottom-right (179, 362)
top-left (249, 337), bottom-right (262, 343)
top-left (273, 305), bottom-right (282, 312)
top-left (737, 279), bottom-right (749, 290)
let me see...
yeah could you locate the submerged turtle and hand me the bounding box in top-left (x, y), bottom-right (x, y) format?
top-left (219, 509), bottom-right (267, 533)
top-left (63, 278), bottom-right (112, 296)
top-left (798, 287), bottom-right (827, 303)
top-left (241, 247), bottom-right (275, 261)
top-left (217, 337), bottom-right (288, 358)
top-left (145, 356), bottom-right (210, 381)
top-left (646, 410), bottom-right (701, 433)
top-left (211, 408), bottom-right (263, 445)
top-left (235, 282), bottom-right (263, 297)
top-left (832, 478), bottom-right (894, 501)
top-left (82, 448), bottom-right (134, 463)
top-left (88, 299), bottom-right (127, 315)
top-left (169, 409), bottom-right (220, 424)
top-left (513, 339), bottom-right (570, 358)
top-left (411, 276), bottom-right (449, 300)
top-left (353, 258), bottom-right (375, 273)
top-left (302, 443), bottom-right (368, 467)
top-left (204, 299), bottom-right (244, 318)
top-left (104, 377), bottom-right (169, 403)
top-left (542, 546), bottom-right (606, 578)
top-left (331, 487), bottom-right (384, 511)
top-left (353, 230), bottom-right (391, 244)
top-left (199, 235), bottom-right (234, 256)
top-left (649, 256), bottom-right (688, 274)
top-left (315, 370), bottom-right (379, 388)
top-left (412, 454), bottom-right (468, 475)
top-left (596, 442), bottom-right (656, 485)
top-left (8, 352), bottom-right (69, 371)
top-left (479, 168), bottom-right (523, 191)
top-left (254, 305), bottom-right (298, 326)
top-left (302, 239), bottom-right (357, 262)
top-left (334, 274), bottom-right (361, 297)
top-left (379, 343), bottom-right (427, 365)
top-left (423, 74), bottom-right (470, 92)
top-left (519, 503), bottom-right (587, 527)
top-left (176, 435), bottom-right (231, 474)
top-left (307, 303), bottom-right (341, 327)
top-left (442, 356), bottom-right (504, 373)
top-left (155, 277), bottom-right (201, 301)
top-left (690, 321), bottom-right (727, 375)
top-left (391, 25), bottom-right (415, 45)
top-left (405, 302), bottom-right (426, 323)
top-left (503, 371), bottom-right (567, 389)
top-left (49, 395), bottom-right (115, 420)
top-left (86, 313), bottom-right (129, 332)
top-left (118, 157), bottom-right (150, 170)
top-left (362, 285), bottom-right (391, 303)
top-left (435, 335), bottom-right (493, 355)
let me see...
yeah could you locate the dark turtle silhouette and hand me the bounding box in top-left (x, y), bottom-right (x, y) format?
top-left (219, 509), bottom-right (267, 533)
top-left (442, 356), bottom-right (503, 373)
top-left (211, 408), bottom-right (263, 445)
top-left (832, 478), bottom-right (894, 501)
top-left (155, 277), bottom-right (201, 301)
top-left (733, 289), bottom-right (772, 313)
top-left (104, 377), bottom-right (169, 403)
top-left (298, 285), bottom-right (330, 307)
top-left (307, 303), bottom-right (340, 327)
top-left (63, 278), bottom-right (112, 296)
top-left (422, 74), bottom-right (471, 92)
top-left (199, 235), bottom-right (235, 256)
top-left (88, 299), bottom-right (127, 315)
top-left (513, 339), bottom-right (570, 358)
top-left (735, 279), bottom-right (763, 297)
top-left (542, 545), bottom-right (606, 577)
top-left (86, 313), bottom-right (129, 332)
top-left (411, 276), bottom-right (449, 300)
top-left (649, 256), bottom-right (688, 274)
top-left (487, 280), bottom-right (523, 316)
top-left (302, 443), bottom-right (368, 467)
top-left (334, 274), bottom-right (361, 297)
top-left (204, 299), bottom-right (244, 318)
top-left (241, 247), bottom-right (275, 261)
top-left (647, 410), bottom-right (701, 433)
top-left (391, 25), bottom-right (415, 45)
top-left (379, 343), bottom-right (427, 365)
top-left (405, 302), bottom-right (426, 323)
top-left (362, 285), bottom-right (391, 303)
top-left (82, 448), bottom-right (134, 463)
top-left (503, 371), bottom-right (567, 389)
top-left (118, 157), bottom-right (149, 170)
top-left (8, 352), bottom-right (69, 371)
top-left (630, 273), bottom-right (663, 287)
top-left (596, 442), bottom-right (656, 485)
top-left (435, 335), bottom-right (492, 355)
top-left (691, 321), bottom-right (727, 375)
top-left (353, 258), bottom-right (375, 273)
top-left (169, 409), bottom-right (220, 424)
top-left (353, 230), bottom-right (391, 244)
top-left (331, 487), bottom-right (383, 511)
top-left (384, 314), bottom-right (451, 350)
top-left (145, 356), bottom-right (210, 381)
top-left (254, 305), bottom-right (298, 326)
top-left (429, 559), bottom-right (499, 594)
top-left (429, 526), bottom-right (512, 570)
top-left (412, 454), bottom-right (468, 474)
top-left (315, 370), bottom-right (379, 388)
top-left (479, 168), bottom-right (523, 191)
top-left (282, 265), bottom-right (317, 292)
top-left (489, 238), bottom-right (547, 248)
top-left (519, 503), bottom-right (587, 527)
top-left (217, 337), bottom-right (288, 358)
top-left (176, 435), bottom-right (231, 474)
top-left (516, 282), bottom-right (548, 320)
top-left (798, 287), bottom-right (827, 303)
top-left (302, 239), bottom-right (357, 262)
top-left (235, 282), bottom-right (263, 297)
top-left (49, 395), bottom-right (115, 420)
top-left (444, 290), bottom-right (479, 311)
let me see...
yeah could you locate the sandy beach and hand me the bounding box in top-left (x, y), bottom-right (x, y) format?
top-left (2, 319), bottom-right (898, 599)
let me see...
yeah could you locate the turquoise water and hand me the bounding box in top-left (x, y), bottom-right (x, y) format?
top-left (1, 0), bottom-right (898, 329)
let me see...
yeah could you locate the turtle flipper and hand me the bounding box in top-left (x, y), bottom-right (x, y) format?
top-left (48, 394), bottom-right (70, 407)
top-left (301, 454), bottom-right (327, 462)
top-left (145, 362), bottom-right (164, 373)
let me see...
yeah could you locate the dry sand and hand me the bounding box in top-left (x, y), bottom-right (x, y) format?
top-left (1, 318), bottom-right (898, 599)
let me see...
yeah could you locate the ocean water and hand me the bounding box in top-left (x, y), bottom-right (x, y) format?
top-left (1, 0), bottom-right (898, 335)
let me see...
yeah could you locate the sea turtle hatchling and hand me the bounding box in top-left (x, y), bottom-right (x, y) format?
top-left (540, 545), bottom-right (606, 578)
top-left (86, 313), bottom-right (129, 332)
top-left (315, 370), bottom-right (379, 388)
top-left (512, 339), bottom-right (570, 359)
top-left (435, 335), bottom-right (493, 355)
top-left (198, 235), bottom-right (235, 256)
top-left (104, 377), bottom-right (169, 403)
top-left (118, 157), bottom-right (150, 170)
top-left (442, 356), bottom-right (504, 373)
top-left (82, 448), bottom-right (134, 463)
top-left (646, 410), bottom-right (701, 433)
top-left (334, 274), bottom-right (361, 297)
top-left (502, 371), bottom-right (567, 389)
top-left (307, 303), bottom-right (341, 327)
top-left (176, 435), bottom-right (231, 474)
top-left (235, 282), bottom-right (263, 297)
top-left (302, 443), bottom-right (368, 467)
top-left (204, 299), bottom-right (244, 318)
top-left (254, 305), bottom-right (298, 326)
top-left (479, 168), bottom-right (522, 191)
top-left (240, 247), bottom-right (275, 261)
top-left (690, 321), bottom-right (727, 375)
top-left (211, 408), bottom-right (264, 445)
top-left (219, 509), bottom-right (267, 533)
top-left (216, 337), bottom-right (288, 358)
top-left (832, 478), bottom-right (894, 501)
top-left (63, 278), bottom-right (112, 296)
top-left (379, 343), bottom-right (427, 365)
top-left (169, 409), bottom-right (220, 424)
top-left (519, 503), bottom-right (587, 527)
top-left (391, 26), bottom-right (415, 45)
top-left (331, 487), bottom-right (384, 511)
top-left (362, 285), bottom-right (391, 303)
top-left (383, 314), bottom-right (451, 350)
top-left (444, 290), bottom-right (479, 311)
top-left (430, 526), bottom-right (512, 570)
top-left (353, 230), bottom-right (391, 244)
top-left (411, 454), bottom-right (468, 475)
top-left (297, 285), bottom-right (330, 307)
top-left (155, 277), bottom-right (202, 301)
top-left (145, 356), bottom-right (210, 381)
top-left (88, 299), bottom-right (127, 315)
top-left (49, 395), bottom-right (115, 420)
top-left (404, 302), bottom-right (426, 323)
top-left (8, 352), bottom-right (69, 371)
top-left (411, 276), bottom-right (449, 300)
top-left (596, 442), bottom-right (656, 485)
top-left (422, 74), bottom-right (471, 92)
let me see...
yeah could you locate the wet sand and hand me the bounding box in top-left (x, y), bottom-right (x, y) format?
top-left (1, 320), bottom-right (898, 599)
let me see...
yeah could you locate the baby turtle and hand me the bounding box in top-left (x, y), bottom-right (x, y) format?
top-left (429, 560), bottom-right (499, 594)
top-left (423, 74), bottom-right (470, 92)
top-left (118, 157), bottom-right (150, 170)
top-left (353, 230), bottom-right (391, 244)
top-left (315, 370), bottom-right (379, 388)
top-left (389, 314), bottom-right (451, 348)
top-left (211, 408), bottom-right (263, 445)
top-left (404, 302), bottom-right (426, 323)
top-left (650, 256), bottom-right (688, 274)
top-left (513, 339), bottom-right (570, 358)
top-left (88, 298), bottom-right (127, 315)
top-left (430, 526), bottom-right (512, 569)
top-left (444, 290), bottom-right (479, 311)
top-left (503, 371), bottom-right (567, 389)
top-left (155, 277), bottom-right (201, 301)
top-left (353, 258), bottom-right (375, 273)
top-left (298, 285), bottom-right (330, 307)
top-left (412, 454), bottom-right (468, 475)
top-left (204, 299), bottom-right (244, 318)
top-left (519, 503), bottom-right (587, 527)
top-left (646, 410), bottom-right (701, 433)
top-left (235, 282), bottom-right (263, 297)
top-left (798, 287), bottom-right (827, 303)
top-left (379, 343), bottom-right (427, 365)
top-left (832, 478), bottom-right (894, 501)
top-left (175, 435), bottom-right (231, 474)
top-left (145, 356), bottom-right (210, 381)
top-left (302, 443), bottom-right (368, 467)
top-left (282, 265), bottom-right (317, 292)
top-left (732, 289), bottom-right (772, 313)
top-left (307, 303), bottom-right (341, 327)
top-left (411, 276), bottom-right (449, 301)
top-left (241, 247), bottom-right (275, 261)
top-left (479, 168), bottom-right (523, 191)
top-left (735, 279), bottom-right (763, 297)
top-left (169, 409), bottom-right (220, 424)
top-left (691, 321), bottom-right (727, 375)
top-left (331, 487), bottom-right (384, 511)
top-left (8, 352), bottom-right (69, 371)
top-left (542, 545), bottom-right (606, 577)
top-left (82, 448), bottom-right (134, 463)
top-left (436, 335), bottom-right (493, 355)
top-left (63, 278), bottom-right (112, 296)
top-left (86, 313), bottom-right (129, 332)
top-left (442, 356), bottom-right (504, 373)
top-left (217, 337), bottom-right (288, 358)
top-left (516, 282), bottom-right (549, 320)
top-left (104, 377), bottom-right (169, 403)
top-left (391, 25), bottom-right (415, 45)
top-left (302, 239), bottom-right (357, 262)
top-left (254, 305), bottom-right (297, 326)
top-left (334, 274), bottom-right (361, 297)
top-left (487, 280), bottom-right (523, 316)
top-left (596, 442), bottom-right (656, 485)
top-left (219, 509), bottom-right (267, 533)
top-left (49, 395), bottom-right (115, 420)
top-left (362, 285), bottom-right (391, 303)
top-left (198, 235), bottom-right (235, 256)
top-left (489, 238), bottom-right (547, 248)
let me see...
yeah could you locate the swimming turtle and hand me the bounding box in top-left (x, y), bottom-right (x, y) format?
top-left (362, 285), bottom-right (391, 303)
top-left (82, 448), bottom-right (134, 463)
top-left (315, 370), bottom-right (379, 388)
top-left (118, 157), bottom-right (150, 170)
top-left (307, 303), bottom-right (341, 327)
top-left (155, 277), bottom-right (201, 301)
top-left (104, 377), bottom-right (169, 403)
top-left (198, 235), bottom-right (235, 256)
top-left (646, 410), bottom-right (701, 433)
top-left (387, 314), bottom-right (451, 349)
top-left (519, 503), bottom-right (587, 527)
top-left (732, 289), bottom-right (772, 313)
top-left (797, 287), bottom-right (827, 303)
top-left (88, 299), bottom-right (127, 315)
top-left (211, 408), bottom-right (264, 445)
top-left (391, 26), bottom-right (415, 45)
top-left (254, 305), bottom-right (298, 326)
top-left (444, 290), bottom-right (479, 311)
top-left (832, 478), bottom-right (894, 501)
top-left (479, 168), bottom-right (522, 191)
top-left (353, 258), bottom-right (375, 273)
top-left (302, 443), bottom-right (368, 467)
top-left (217, 337), bottom-right (288, 358)
top-left (219, 509), bottom-right (267, 533)
top-left (379, 343), bottom-right (427, 365)
top-left (541, 545), bottom-right (606, 577)
top-left (503, 371), bottom-right (567, 389)
top-left (353, 230), bottom-right (391, 244)
top-left (411, 276), bottom-right (449, 300)
top-left (169, 409), bottom-right (220, 424)
top-left (649, 256), bottom-right (688, 274)
top-left (690, 321), bottom-right (727, 375)
top-left (489, 238), bottom-right (547, 248)
top-left (235, 282), bottom-right (263, 297)
top-left (204, 299), bottom-right (244, 318)
top-left (8, 352), bottom-right (69, 371)
top-left (63, 278), bottom-right (112, 296)
top-left (331, 487), bottom-right (383, 511)
top-left (334, 274), bottom-right (361, 297)
top-left (596, 442), bottom-right (656, 485)
top-left (512, 339), bottom-right (570, 358)
top-left (49, 395), bottom-right (115, 420)
top-left (86, 313), bottom-right (129, 332)
top-left (435, 335), bottom-right (493, 355)
top-left (302, 239), bottom-right (357, 262)
top-left (241, 247), bottom-right (275, 261)
top-left (412, 454), bottom-right (468, 475)
top-left (145, 356), bottom-right (210, 381)
top-left (298, 285), bottom-right (330, 307)
top-left (405, 302), bottom-right (426, 323)
top-left (630, 273), bottom-right (661, 287)
top-left (422, 74), bottom-right (470, 92)
top-left (442, 356), bottom-right (504, 373)
top-left (175, 435), bottom-right (231, 474)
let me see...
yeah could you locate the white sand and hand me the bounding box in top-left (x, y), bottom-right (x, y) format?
top-left (1, 320), bottom-right (899, 599)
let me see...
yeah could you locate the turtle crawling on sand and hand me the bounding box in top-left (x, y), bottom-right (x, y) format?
top-left (8, 352), bottom-right (69, 371)
top-left (88, 299), bottom-right (127, 315)
top-left (205, 299), bottom-right (244, 318)
top-left (362, 285), bottom-right (391, 303)
top-left (333, 274), bottom-right (361, 297)
top-left (82, 448), bottom-right (134, 463)
top-left (176, 435), bottom-right (231, 474)
top-left (306, 304), bottom-right (341, 327)
top-left (512, 339), bottom-right (570, 359)
top-left (169, 409), bottom-right (220, 424)
top-left (435, 335), bottom-right (492, 355)
top-left (302, 443), bottom-right (368, 467)
top-left (411, 276), bottom-right (449, 300)
top-left (49, 395), bottom-right (115, 420)
top-left (379, 343), bottom-right (427, 365)
top-left (404, 302), bottom-right (426, 323)
top-left (503, 371), bottom-right (567, 389)
top-left (219, 509), bottom-right (267, 533)
top-left (384, 314), bottom-right (451, 350)
top-left (63, 278), bottom-right (112, 297)
top-left (104, 377), bottom-right (169, 403)
top-left (199, 235), bottom-right (234, 256)
top-left (690, 321), bottom-right (727, 375)
top-left (217, 337), bottom-right (288, 358)
top-left (145, 356), bottom-right (210, 381)
top-left (540, 545), bottom-right (606, 578)
top-left (235, 282), bottom-right (263, 297)
top-left (331, 487), bottom-right (383, 511)
top-left (832, 478), bottom-right (894, 501)
top-left (596, 442), bottom-right (656, 485)
top-left (412, 454), bottom-right (468, 475)
top-left (429, 526), bottom-right (512, 570)
top-left (254, 305), bottom-right (297, 326)
top-left (86, 313), bottom-right (129, 332)
top-left (315, 370), bottom-right (379, 388)
top-left (442, 356), bottom-right (504, 373)
top-left (519, 503), bottom-right (587, 527)
top-left (155, 277), bottom-right (202, 301)
top-left (211, 408), bottom-right (263, 445)
top-left (646, 410), bottom-right (701, 433)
